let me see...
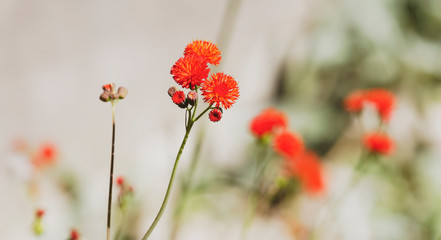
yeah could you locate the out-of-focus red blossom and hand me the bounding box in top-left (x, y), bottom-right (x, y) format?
top-left (201, 72), bottom-right (239, 109)
top-left (365, 89), bottom-right (395, 122)
top-left (208, 109), bottom-right (222, 122)
top-left (116, 176), bottom-right (124, 186)
top-left (171, 54), bottom-right (209, 89)
top-left (344, 90), bottom-right (365, 113)
top-left (273, 130), bottom-right (304, 158)
top-left (249, 108), bottom-right (288, 138)
top-left (184, 40), bottom-right (221, 66)
top-left (36, 209), bottom-right (45, 218)
top-left (363, 132), bottom-right (394, 155)
top-left (344, 88), bottom-right (395, 122)
top-left (32, 143), bottom-right (57, 169)
top-left (70, 229), bottom-right (79, 240)
top-left (287, 151), bottom-right (325, 194)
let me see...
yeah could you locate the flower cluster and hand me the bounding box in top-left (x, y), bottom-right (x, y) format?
top-left (344, 88), bottom-right (395, 122)
top-left (169, 40), bottom-right (239, 122)
top-left (99, 83), bottom-right (128, 103)
top-left (250, 108), bottom-right (325, 194)
top-left (344, 88), bottom-right (396, 156)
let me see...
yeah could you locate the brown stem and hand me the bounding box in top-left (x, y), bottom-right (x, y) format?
top-left (107, 104), bottom-right (116, 240)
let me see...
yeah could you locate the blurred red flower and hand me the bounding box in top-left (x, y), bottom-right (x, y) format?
top-left (363, 132), bottom-right (394, 155)
top-left (365, 89), bottom-right (395, 122)
top-left (273, 130), bottom-right (304, 158)
top-left (344, 90), bottom-right (365, 113)
top-left (36, 209), bottom-right (45, 218)
top-left (250, 108), bottom-right (288, 138)
top-left (70, 229), bottom-right (79, 240)
top-left (287, 151), bottom-right (325, 194)
top-left (116, 176), bottom-right (125, 186)
top-left (201, 72), bottom-right (239, 109)
top-left (171, 54), bottom-right (209, 89)
top-left (32, 143), bottom-right (57, 169)
top-left (184, 40), bottom-right (221, 66)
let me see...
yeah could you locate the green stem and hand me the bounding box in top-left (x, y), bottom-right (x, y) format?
top-left (107, 104), bottom-right (116, 240)
top-left (194, 104), bottom-right (213, 122)
top-left (142, 126), bottom-right (193, 240)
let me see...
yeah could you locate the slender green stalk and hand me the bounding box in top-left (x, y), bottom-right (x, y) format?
top-left (142, 126), bottom-right (192, 240)
top-left (107, 104), bottom-right (116, 240)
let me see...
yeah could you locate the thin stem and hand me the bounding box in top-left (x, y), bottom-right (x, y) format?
top-left (142, 126), bottom-right (193, 240)
top-left (193, 104), bottom-right (213, 122)
top-left (107, 104), bottom-right (116, 240)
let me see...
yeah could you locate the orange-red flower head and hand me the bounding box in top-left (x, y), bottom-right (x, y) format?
top-left (171, 54), bottom-right (209, 89)
top-left (365, 89), bottom-right (395, 122)
top-left (201, 72), bottom-right (239, 109)
top-left (344, 90), bottom-right (365, 113)
top-left (32, 143), bottom-right (57, 169)
top-left (273, 130), bottom-right (304, 158)
top-left (344, 88), bottom-right (395, 122)
top-left (363, 132), bottom-right (394, 155)
top-left (36, 209), bottom-right (45, 218)
top-left (209, 108), bottom-right (223, 122)
top-left (70, 229), bottom-right (80, 240)
top-left (184, 40), bottom-right (221, 66)
top-left (287, 151), bottom-right (325, 194)
top-left (250, 108), bottom-right (288, 138)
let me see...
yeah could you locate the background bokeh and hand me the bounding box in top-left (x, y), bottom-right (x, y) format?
top-left (1, 0), bottom-right (441, 239)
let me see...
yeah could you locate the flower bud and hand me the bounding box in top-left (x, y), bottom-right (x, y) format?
top-left (102, 83), bottom-right (115, 92)
top-left (187, 90), bottom-right (198, 106)
top-left (172, 91), bottom-right (188, 108)
top-left (209, 108), bottom-right (222, 122)
top-left (168, 86), bottom-right (178, 97)
top-left (110, 93), bottom-right (119, 100)
top-left (100, 92), bottom-right (111, 102)
top-left (117, 87), bottom-right (128, 99)
top-left (70, 229), bottom-right (80, 240)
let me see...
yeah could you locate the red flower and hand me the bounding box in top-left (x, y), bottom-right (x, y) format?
top-left (250, 108), bottom-right (288, 137)
top-left (116, 176), bottom-right (125, 186)
top-left (344, 90), bottom-right (366, 113)
top-left (36, 209), bottom-right (45, 218)
top-left (209, 109), bottom-right (222, 122)
top-left (287, 151), bottom-right (325, 194)
top-left (32, 143), bottom-right (57, 169)
top-left (172, 91), bottom-right (185, 105)
top-left (201, 72), bottom-right (239, 109)
top-left (363, 132), bottom-right (394, 155)
top-left (273, 130), bottom-right (304, 158)
top-left (184, 40), bottom-right (221, 66)
top-left (171, 54), bottom-right (209, 89)
top-left (70, 229), bottom-right (79, 240)
top-left (365, 89), bottom-right (395, 122)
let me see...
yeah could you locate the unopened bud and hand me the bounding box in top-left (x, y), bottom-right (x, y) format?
top-left (100, 92), bottom-right (111, 102)
top-left (168, 86), bottom-right (178, 97)
top-left (209, 108), bottom-right (222, 122)
top-left (187, 91), bottom-right (198, 106)
top-left (172, 91), bottom-right (188, 108)
top-left (117, 87), bottom-right (128, 99)
top-left (110, 93), bottom-right (119, 100)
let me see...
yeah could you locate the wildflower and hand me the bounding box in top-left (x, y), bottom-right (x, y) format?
top-left (116, 176), bottom-right (124, 186)
top-left (201, 72), bottom-right (239, 109)
top-left (344, 90), bottom-right (366, 113)
top-left (363, 132), bottom-right (394, 155)
top-left (32, 143), bottom-right (57, 169)
top-left (36, 209), bottom-right (45, 218)
top-left (365, 89), bottom-right (395, 122)
top-left (100, 83), bottom-right (127, 102)
top-left (172, 91), bottom-right (187, 108)
top-left (184, 40), bottom-right (221, 65)
top-left (209, 108), bottom-right (222, 122)
top-left (171, 54), bottom-right (209, 89)
top-left (102, 83), bottom-right (115, 92)
top-left (250, 108), bottom-right (288, 138)
top-left (168, 86), bottom-right (178, 97)
top-left (187, 90), bottom-right (198, 106)
top-left (273, 130), bottom-right (304, 158)
top-left (70, 229), bottom-right (80, 240)
top-left (287, 151), bottom-right (324, 194)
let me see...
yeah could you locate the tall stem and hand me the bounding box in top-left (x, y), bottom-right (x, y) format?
top-left (142, 126), bottom-right (192, 240)
top-left (107, 104), bottom-right (116, 240)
